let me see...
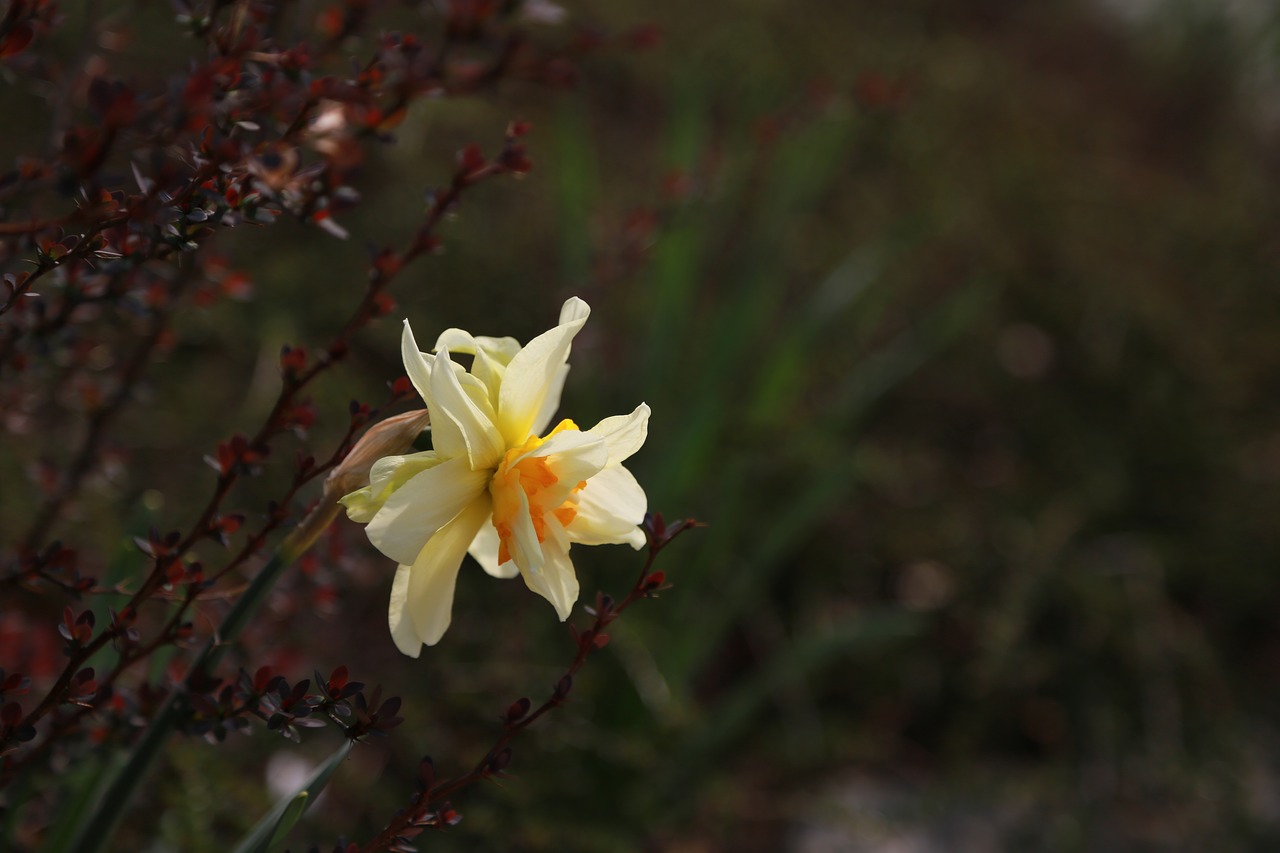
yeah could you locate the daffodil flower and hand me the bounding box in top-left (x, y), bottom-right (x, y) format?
top-left (341, 298), bottom-right (649, 656)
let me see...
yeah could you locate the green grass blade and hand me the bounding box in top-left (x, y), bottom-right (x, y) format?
top-left (230, 740), bottom-right (353, 853)
top-left (658, 609), bottom-right (919, 797)
top-left (35, 752), bottom-right (123, 852)
top-left (553, 97), bottom-right (597, 290)
top-left (826, 278), bottom-right (996, 426)
top-left (61, 544), bottom-right (297, 853)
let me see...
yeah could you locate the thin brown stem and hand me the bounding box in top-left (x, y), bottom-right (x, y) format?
top-left (20, 312), bottom-right (170, 555)
top-left (359, 545), bottom-right (670, 853)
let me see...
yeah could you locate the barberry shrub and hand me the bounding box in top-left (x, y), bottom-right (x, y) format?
top-left (0, 2), bottom-right (690, 851)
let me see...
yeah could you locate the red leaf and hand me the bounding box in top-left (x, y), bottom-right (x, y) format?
top-left (457, 143), bottom-right (486, 176)
top-left (0, 24), bottom-right (34, 60)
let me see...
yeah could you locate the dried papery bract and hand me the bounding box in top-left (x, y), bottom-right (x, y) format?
top-left (287, 409), bottom-right (432, 560)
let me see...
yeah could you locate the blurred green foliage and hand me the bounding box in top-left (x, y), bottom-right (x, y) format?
top-left (8, 0), bottom-right (1280, 850)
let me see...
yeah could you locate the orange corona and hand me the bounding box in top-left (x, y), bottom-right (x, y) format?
top-left (490, 419), bottom-right (586, 565)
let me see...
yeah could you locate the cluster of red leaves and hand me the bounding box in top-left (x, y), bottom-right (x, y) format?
top-left (179, 664), bottom-right (403, 745)
top-left (0, 0), bottom-right (580, 815)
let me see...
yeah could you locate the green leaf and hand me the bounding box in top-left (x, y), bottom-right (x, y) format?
top-left (36, 751), bottom-right (122, 852)
top-left (231, 740), bottom-right (353, 853)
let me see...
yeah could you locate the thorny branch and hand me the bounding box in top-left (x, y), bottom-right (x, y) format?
top-left (359, 515), bottom-right (700, 853)
top-left (0, 127), bottom-right (526, 768)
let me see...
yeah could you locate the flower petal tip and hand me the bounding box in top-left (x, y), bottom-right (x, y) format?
top-left (559, 296), bottom-right (590, 323)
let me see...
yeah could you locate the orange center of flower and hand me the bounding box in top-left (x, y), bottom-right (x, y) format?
top-left (490, 419), bottom-right (586, 567)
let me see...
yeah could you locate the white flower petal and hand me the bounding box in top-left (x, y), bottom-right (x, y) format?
top-left (366, 455), bottom-right (488, 565)
top-left (518, 531), bottom-right (579, 621)
top-left (368, 449), bottom-right (439, 483)
top-left (341, 450), bottom-right (441, 523)
top-left (504, 481), bottom-right (545, 578)
top-left (518, 430), bottom-right (609, 506)
top-left (568, 464), bottom-right (647, 547)
top-left (432, 327), bottom-right (480, 354)
top-left (387, 565), bottom-right (421, 657)
top-left (584, 403), bottom-right (650, 467)
top-left (530, 364), bottom-right (570, 438)
top-left (468, 517), bottom-right (519, 578)
top-left (430, 348), bottom-right (504, 469)
top-left (519, 428), bottom-right (608, 469)
top-left (455, 367), bottom-right (501, 436)
top-left (497, 299), bottom-right (590, 445)
top-left (558, 295), bottom-right (590, 324)
top-left (433, 329), bottom-right (521, 363)
top-left (401, 320), bottom-right (435, 405)
top-left (403, 498), bottom-right (491, 648)
top-left (434, 330), bottom-right (521, 404)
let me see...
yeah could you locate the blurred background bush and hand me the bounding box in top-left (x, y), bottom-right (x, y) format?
top-left (7, 0), bottom-right (1280, 850)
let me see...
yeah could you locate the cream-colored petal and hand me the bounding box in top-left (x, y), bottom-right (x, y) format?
top-left (433, 327), bottom-right (480, 354)
top-left (517, 429), bottom-right (609, 507)
top-left (457, 369), bottom-right (500, 428)
top-left (433, 329), bottom-right (505, 404)
top-left (429, 348), bottom-right (504, 469)
top-left (504, 480), bottom-right (545, 578)
top-left (433, 329), bottom-right (521, 363)
top-left (518, 427), bottom-right (608, 471)
top-left (518, 532), bottom-right (579, 621)
top-left (387, 565), bottom-right (421, 657)
top-left (366, 455), bottom-right (488, 565)
top-left (558, 295), bottom-right (590, 325)
top-left (475, 335), bottom-right (522, 362)
top-left (467, 517), bottom-right (519, 578)
top-left (497, 299), bottom-right (590, 446)
top-left (529, 364), bottom-right (569, 438)
top-left (403, 498), bottom-right (490, 647)
top-left (583, 403), bottom-right (650, 467)
top-left (401, 320), bottom-right (435, 405)
top-left (341, 450), bottom-right (441, 523)
top-left (470, 347), bottom-right (504, 406)
top-left (340, 488), bottom-right (381, 524)
top-left (367, 449), bottom-right (439, 488)
top-left (568, 464), bottom-right (647, 547)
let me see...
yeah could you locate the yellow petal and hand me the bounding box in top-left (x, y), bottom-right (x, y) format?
top-left (518, 534), bottom-right (579, 621)
top-left (558, 295), bottom-right (590, 325)
top-left (513, 429), bottom-right (609, 505)
top-left (583, 403), bottom-right (650, 467)
top-left (433, 329), bottom-right (521, 363)
top-left (387, 565), bottom-right (421, 657)
top-left (400, 320), bottom-right (435, 406)
top-left (529, 363), bottom-right (570, 438)
top-left (502, 476), bottom-right (545, 578)
top-left (340, 450), bottom-right (440, 523)
top-left (366, 455), bottom-right (488, 565)
top-left (427, 348), bottom-right (503, 468)
top-left (568, 464), bottom-right (647, 548)
top-left (403, 498), bottom-right (491, 648)
top-left (497, 298), bottom-right (590, 446)
top-left (434, 329), bottom-right (521, 404)
top-left (467, 517), bottom-right (519, 578)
